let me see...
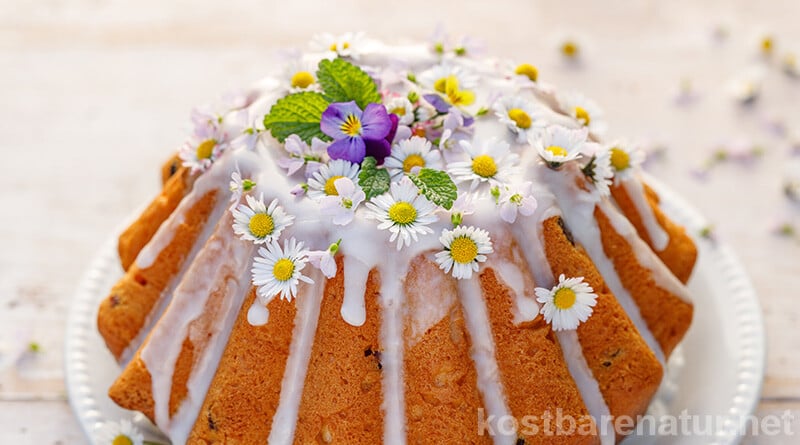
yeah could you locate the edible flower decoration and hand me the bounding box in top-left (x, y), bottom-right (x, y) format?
top-left (496, 181), bottom-right (538, 223)
top-left (534, 125), bottom-right (588, 169)
top-left (308, 239), bottom-right (341, 279)
top-left (557, 91), bottom-right (607, 135)
top-left (96, 419), bottom-right (144, 445)
top-left (252, 237), bottom-right (313, 302)
top-left (232, 194), bottom-right (294, 244)
top-left (321, 101), bottom-right (395, 164)
top-left (319, 177), bottom-right (366, 225)
top-left (365, 177), bottom-right (438, 250)
top-left (581, 148), bottom-right (614, 196)
top-left (605, 142), bottom-right (645, 181)
top-left (494, 96), bottom-right (547, 143)
top-left (535, 274), bottom-right (598, 331)
top-left (435, 225), bottom-right (493, 279)
top-left (448, 138), bottom-right (519, 190)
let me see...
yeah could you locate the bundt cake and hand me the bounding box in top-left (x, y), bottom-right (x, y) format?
top-left (97, 33), bottom-right (697, 444)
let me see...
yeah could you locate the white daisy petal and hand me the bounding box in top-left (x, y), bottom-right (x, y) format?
top-left (307, 159), bottom-right (360, 200)
top-left (231, 194), bottom-right (294, 244)
top-left (365, 177), bottom-right (438, 250)
top-left (534, 274), bottom-right (598, 331)
top-left (251, 237), bottom-right (313, 305)
top-left (448, 138), bottom-right (519, 190)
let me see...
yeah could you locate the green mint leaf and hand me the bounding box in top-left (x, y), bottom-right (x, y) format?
top-left (409, 168), bottom-right (458, 210)
top-left (263, 92), bottom-right (330, 143)
top-left (358, 156), bottom-right (390, 199)
top-left (317, 58), bottom-right (382, 109)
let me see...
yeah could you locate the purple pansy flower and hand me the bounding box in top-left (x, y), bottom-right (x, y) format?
top-left (320, 101), bottom-right (394, 164)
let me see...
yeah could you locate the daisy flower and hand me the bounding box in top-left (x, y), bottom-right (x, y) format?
top-left (582, 148), bottom-right (614, 196)
top-left (319, 177), bottom-right (366, 226)
top-left (384, 136), bottom-right (442, 180)
top-left (365, 177), bottom-right (438, 250)
top-left (307, 159), bottom-right (361, 200)
top-left (510, 62), bottom-right (539, 84)
top-left (418, 63), bottom-right (478, 94)
top-left (434, 225), bottom-right (493, 279)
top-left (311, 32), bottom-right (365, 59)
top-left (232, 194), bottom-right (294, 244)
top-left (179, 120), bottom-right (231, 174)
top-left (96, 419), bottom-right (144, 445)
top-left (606, 142), bottom-right (645, 181)
top-left (252, 238), bottom-right (313, 303)
top-left (493, 96), bottom-right (548, 143)
top-left (283, 58), bottom-right (320, 93)
top-left (497, 181), bottom-right (538, 223)
top-left (278, 134), bottom-right (328, 177)
top-left (557, 91), bottom-right (607, 135)
top-left (229, 169), bottom-right (256, 209)
top-left (385, 96), bottom-right (415, 126)
top-left (448, 138), bottom-right (519, 190)
top-left (308, 239), bottom-right (341, 279)
top-left (533, 125), bottom-right (588, 168)
top-left (535, 274), bottom-right (598, 331)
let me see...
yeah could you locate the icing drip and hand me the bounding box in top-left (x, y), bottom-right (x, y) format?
top-left (267, 270), bottom-right (324, 444)
top-left (457, 277), bottom-right (516, 445)
top-left (508, 203), bottom-right (616, 444)
top-left (120, 151), bottom-right (254, 364)
top-left (598, 198), bottom-right (692, 303)
top-left (621, 175), bottom-right (669, 252)
top-left (341, 256), bottom-right (371, 326)
top-left (540, 163), bottom-right (667, 365)
top-left (378, 259), bottom-right (408, 445)
top-left (403, 253), bottom-right (458, 348)
top-left (140, 210), bottom-right (254, 443)
top-left (488, 259), bottom-right (539, 324)
top-left (556, 330), bottom-right (615, 445)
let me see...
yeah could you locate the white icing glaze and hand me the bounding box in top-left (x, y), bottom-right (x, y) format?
top-left (540, 162), bottom-right (667, 365)
top-left (457, 277), bottom-right (516, 445)
top-left (140, 209), bottom-right (254, 443)
top-left (267, 270), bottom-right (324, 444)
top-left (556, 330), bottom-right (615, 445)
top-left (621, 175), bottom-right (669, 252)
top-left (403, 252), bottom-right (458, 348)
top-left (378, 258), bottom-right (408, 445)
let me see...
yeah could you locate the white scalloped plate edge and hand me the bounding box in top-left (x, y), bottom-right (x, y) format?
top-left (64, 175), bottom-right (766, 445)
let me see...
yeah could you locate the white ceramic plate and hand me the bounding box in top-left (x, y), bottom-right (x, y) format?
top-left (64, 177), bottom-right (765, 445)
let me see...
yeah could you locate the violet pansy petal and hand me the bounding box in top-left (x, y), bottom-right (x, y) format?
top-left (423, 94), bottom-right (451, 113)
top-left (328, 137), bottom-right (366, 163)
top-left (360, 103), bottom-right (392, 139)
top-left (364, 138), bottom-right (392, 164)
top-left (321, 101), bottom-right (363, 139)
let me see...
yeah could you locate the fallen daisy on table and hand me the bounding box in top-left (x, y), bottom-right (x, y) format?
top-left (96, 419), bottom-right (145, 445)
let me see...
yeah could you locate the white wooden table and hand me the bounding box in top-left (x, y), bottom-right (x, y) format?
top-left (1, 0), bottom-right (798, 442)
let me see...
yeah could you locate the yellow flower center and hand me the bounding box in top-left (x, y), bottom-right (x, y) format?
top-left (291, 71), bottom-right (314, 89)
top-left (545, 145), bottom-right (568, 157)
top-left (445, 75), bottom-right (475, 106)
top-left (609, 147), bottom-right (631, 171)
top-left (388, 202), bottom-right (417, 225)
top-left (433, 77), bottom-right (448, 93)
top-left (112, 435), bottom-right (133, 445)
top-left (507, 108), bottom-right (532, 129)
top-left (329, 43), bottom-right (337, 51)
top-left (402, 154), bottom-right (426, 172)
top-left (472, 154), bottom-right (497, 178)
top-left (761, 36), bottom-right (773, 54)
top-left (324, 175), bottom-right (345, 196)
top-left (562, 40), bottom-right (579, 57)
top-left (574, 106), bottom-right (591, 125)
top-left (340, 114), bottom-right (362, 137)
top-left (450, 236), bottom-right (478, 264)
top-left (553, 287), bottom-right (577, 310)
top-left (248, 213), bottom-right (275, 238)
top-left (343, 41), bottom-right (350, 49)
top-left (390, 106), bottom-right (406, 116)
top-left (196, 139), bottom-right (216, 160)
top-left (514, 63), bottom-right (539, 82)
top-left (273, 258), bottom-right (295, 282)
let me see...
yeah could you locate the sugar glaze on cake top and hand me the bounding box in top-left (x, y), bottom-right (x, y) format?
top-left (126, 33), bottom-right (692, 445)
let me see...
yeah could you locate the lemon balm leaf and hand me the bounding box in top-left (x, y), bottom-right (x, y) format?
top-left (358, 156), bottom-right (390, 199)
top-left (263, 92), bottom-right (331, 143)
top-left (317, 58), bottom-right (382, 109)
top-left (410, 168), bottom-right (458, 210)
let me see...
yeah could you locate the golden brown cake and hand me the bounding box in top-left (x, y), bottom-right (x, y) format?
top-left (97, 34), bottom-right (696, 444)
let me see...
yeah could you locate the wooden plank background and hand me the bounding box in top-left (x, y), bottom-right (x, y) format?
top-left (1, 0), bottom-right (798, 442)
